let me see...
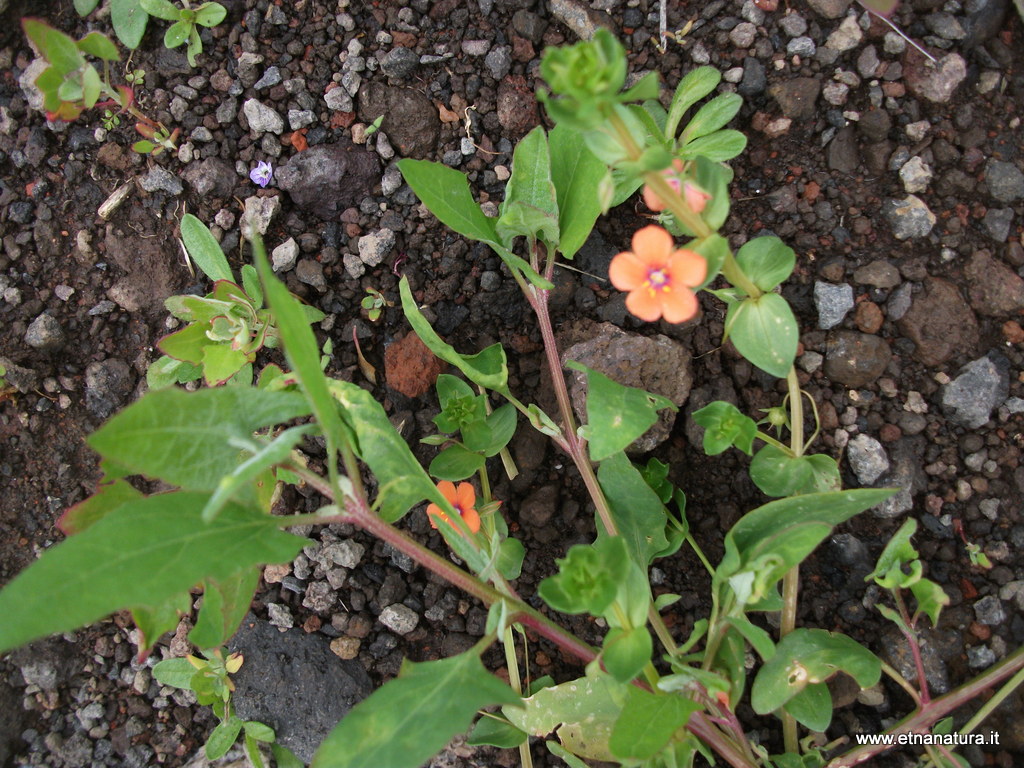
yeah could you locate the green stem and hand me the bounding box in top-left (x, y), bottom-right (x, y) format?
top-left (755, 431), bottom-right (791, 454)
top-left (959, 660), bottom-right (1024, 736)
top-left (502, 626), bottom-right (534, 768)
top-left (881, 661), bottom-right (922, 706)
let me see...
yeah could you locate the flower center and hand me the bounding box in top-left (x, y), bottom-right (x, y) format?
top-left (646, 268), bottom-right (671, 293)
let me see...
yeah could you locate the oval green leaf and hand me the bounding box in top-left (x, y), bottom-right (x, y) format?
top-left (725, 292), bottom-right (798, 379)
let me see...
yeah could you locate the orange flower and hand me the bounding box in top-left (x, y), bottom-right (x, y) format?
top-left (642, 159), bottom-right (711, 214)
top-left (609, 225), bottom-right (707, 323)
top-left (426, 481), bottom-right (481, 534)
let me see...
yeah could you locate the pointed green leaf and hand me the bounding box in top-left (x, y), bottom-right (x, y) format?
top-left (691, 401), bottom-right (756, 456)
top-left (189, 567), bottom-right (260, 649)
top-left (140, 0), bottom-right (182, 21)
top-left (57, 478), bottom-right (143, 535)
top-left (726, 293), bottom-right (798, 379)
top-left (133, 591), bottom-right (192, 656)
top-left (567, 362), bottom-right (676, 462)
top-left (429, 444), bottom-right (485, 481)
top-left (910, 578), bottom-right (950, 627)
top-left (23, 19), bottom-right (84, 74)
top-left (783, 682), bottom-right (832, 732)
top-left (0, 493), bottom-right (307, 653)
top-left (497, 126), bottom-right (559, 247)
top-left (597, 452), bottom-right (671, 567)
top-left (75, 0), bottom-right (102, 14)
top-left (724, 616), bottom-right (776, 663)
top-left (77, 32), bottom-right (120, 61)
top-left (271, 744), bottom-right (304, 768)
top-left (467, 717), bottom-right (528, 748)
top-left (153, 657), bottom-right (200, 689)
top-left (735, 236), bottom-right (796, 293)
top-left (207, 716), bottom-right (243, 760)
top-left (312, 652), bottom-right (517, 768)
top-left (867, 517), bottom-right (920, 588)
top-left (681, 93), bottom-right (743, 144)
top-left (609, 687), bottom-right (700, 761)
top-left (678, 130), bottom-right (748, 162)
top-left (164, 20), bottom-right (191, 49)
top-left (88, 387), bottom-right (311, 491)
top-left (181, 213), bottom-right (234, 283)
top-left (549, 124), bottom-right (605, 259)
top-left (398, 159), bottom-right (500, 245)
top-left (111, 0), bottom-right (150, 49)
top-left (666, 66), bottom-right (721, 140)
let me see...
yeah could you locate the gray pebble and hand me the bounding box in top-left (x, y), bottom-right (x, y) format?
top-left (847, 434), bottom-right (890, 484)
top-left (243, 99), bottom-right (285, 134)
top-left (883, 195), bottom-right (936, 240)
top-left (272, 237), bottom-right (299, 272)
top-left (140, 167), bottom-right (184, 196)
top-left (254, 66), bottom-right (282, 90)
top-left (984, 159), bottom-right (1024, 203)
top-left (24, 313), bottom-right (65, 351)
top-left (379, 604), bottom-right (419, 635)
top-left (814, 281), bottom-right (854, 329)
top-left (941, 353), bottom-right (1010, 429)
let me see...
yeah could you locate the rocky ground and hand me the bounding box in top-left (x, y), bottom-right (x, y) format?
top-left (1, 0), bottom-right (1023, 766)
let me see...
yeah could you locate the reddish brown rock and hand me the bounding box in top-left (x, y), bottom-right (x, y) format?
top-left (855, 301), bottom-right (884, 333)
top-left (384, 333), bottom-right (446, 398)
top-left (963, 250), bottom-right (1024, 317)
top-left (897, 278), bottom-right (979, 367)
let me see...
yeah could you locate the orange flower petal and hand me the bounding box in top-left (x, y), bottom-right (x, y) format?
top-left (436, 480), bottom-right (457, 503)
top-left (455, 482), bottom-right (476, 512)
top-left (660, 287), bottom-right (700, 324)
top-left (642, 184), bottom-right (665, 212)
top-left (667, 249), bottom-right (707, 288)
top-left (631, 225), bottom-right (673, 262)
top-left (625, 287), bottom-right (665, 322)
top-left (462, 506), bottom-right (481, 534)
top-left (609, 250), bottom-right (650, 291)
top-left (426, 502), bottom-right (447, 529)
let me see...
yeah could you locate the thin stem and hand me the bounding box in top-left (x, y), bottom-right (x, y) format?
top-left (959, 660), bottom-right (1024, 736)
top-left (755, 431), bottom-right (791, 454)
top-left (686, 534), bottom-right (715, 577)
top-left (502, 626), bottom-right (534, 768)
top-left (786, 367), bottom-right (804, 458)
top-left (881, 661), bottom-right (922, 706)
top-left (894, 590), bottom-right (931, 705)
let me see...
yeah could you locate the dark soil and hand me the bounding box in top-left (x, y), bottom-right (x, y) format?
top-left (1, 0), bottom-right (1023, 766)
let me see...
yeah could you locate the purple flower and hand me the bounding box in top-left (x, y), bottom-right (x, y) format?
top-left (249, 160), bottom-right (273, 188)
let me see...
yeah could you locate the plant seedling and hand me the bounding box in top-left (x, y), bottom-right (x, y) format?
top-left (137, 0), bottom-right (227, 66)
top-left (360, 286), bottom-right (391, 322)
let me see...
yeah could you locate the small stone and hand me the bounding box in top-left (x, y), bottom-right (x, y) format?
top-left (358, 229), bottom-right (396, 268)
top-left (381, 47), bottom-right (418, 80)
top-left (806, 0), bottom-right (851, 19)
top-left (847, 434), bottom-right (890, 484)
top-left (814, 281), bottom-right (854, 329)
top-left (288, 109), bottom-right (316, 131)
top-left (84, 358), bottom-right (132, 421)
top-left (779, 12), bottom-right (809, 36)
top-left (243, 99), bottom-right (285, 134)
top-left (139, 167), bottom-right (183, 196)
top-left (385, 332), bottom-right (446, 398)
top-left (295, 259), bottom-right (325, 291)
top-left (24, 313), bottom-right (65, 352)
top-left (899, 156), bottom-right (933, 194)
top-left (904, 51), bottom-right (967, 104)
top-left (984, 159), bottom-right (1024, 203)
top-left (824, 331), bottom-right (892, 388)
top-left (379, 604), bottom-right (419, 635)
top-left (855, 301), bottom-right (884, 333)
top-left (330, 637), bottom-right (361, 660)
top-left (983, 208), bottom-right (1014, 242)
top-left (941, 353), bottom-right (1009, 429)
top-left (484, 45), bottom-right (512, 81)
top-left (967, 645), bottom-right (996, 669)
top-left (241, 194), bottom-right (281, 238)
top-left (267, 603), bottom-right (294, 630)
top-left (882, 195), bottom-right (936, 240)
top-left (272, 238), bottom-right (299, 272)
top-left (461, 39), bottom-right (491, 56)
top-left (326, 540), bottom-right (365, 568)
top-left (769, 77), bottom-right (821, 120)
top-left (825, 13), bottom-right (863, 52)
top-left (253, 66), bottom-right (282, 90)
top-left (897, 278), bottom-right (979, 366)
top-left (963, 250), bottom-right (1024, 317)
top-left (730, 22), bottom-right (757, 48)
top-left (519, 484), bottom-right (559, 527)
top-left (324, 88), bottom-right (353, 112)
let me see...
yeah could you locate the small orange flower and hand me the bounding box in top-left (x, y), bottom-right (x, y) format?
top-left (642, 159), bottom-right (711, 214)
top-left (609, 225), bottom-right (707, 323)
top-left (426, 481), bottom-right (481, 534)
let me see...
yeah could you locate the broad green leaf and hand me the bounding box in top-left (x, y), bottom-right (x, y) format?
top-left (609, 687), bottom-right (700, 761)
top-left (725, 293), bottom-right (798, 379)
top-left (202, 343), bottom-right (249, 386)
top-left (133, 591), bottom-right (192, 656)
top-left (153, 657), bottom-right (199, 690)
top-left (133, 139), bottom-right (156, 154)
top-left (82, 65), bottom-right (102, 107)
top-left (312, 652), bottom-right (517, 768)
top-left (397, 159), bottom-right (499, 245)
top-left (596, 452), bottom-right (671, 566)
top-left (400, 277), bottom-right (509, 394)
top-left (429, 444), bottom-right (485, 481)
top-left (77, 32), bottom-right (120, 61)
top-left (681, 93), bottom-right (743, 144)
top-left (724, 616), bottom-right (776, 662)
top-left (498, 126), bottom-right (559, 247)
top-left (602, 626), bottom-right (652, 684)
top-left (538, 536), bottom-right (629, 616)
top-left (207, 716), bottom-right (243, 760)
top-left (188, 567), bottom-right (259, 649)
top-left (549, 123), bottom-right (605, 259)
top-left (271, 744), bottom-right (304, 768)
top-left (495, 536), bottom-right (525, 580)
top-left (140, 0), bottom-right (182, 21)
top-left (751, 629), bottom-right (880, 715)
top-left (75, 0), bottom-right (101, 14)
top-left (666, 66), bottom-right (721, 140)
top-left (910, 577), bottom-right (950, 627)
top-left (482, 403), bottom-right (517, 457)
top-left (545, 741), bottom-right (591, 768)
top-left (505, 674), bottom-right (622, 746)
top-left (89, 386), bottom-right (310, 491)
top-left (196, 2), bottom-right (228, 27)
top-left (566, 362), bottom-right (676, 462)
top-left (164, 20), bottom-right (191, 50)
top-left (181, 213), bottom-right (233, 283)
top-left (678, 130), bottom-right (748, 162)
top-left (0, 493), bottom-right (307, 653)
top-left (111, 0), bottom-right (150, 49)
top-left (867, 517), bottom-right (920, 588)
top-left (243, 720), bottom-right (276, 742)
top-left (750, 445), bottom-right (813, 498)
top-left (783, 682), bottom-right (832, 732)
top-left (146, 355), bottom-right (201, 388)
top-left (240, 264), bottom-right (263, 308)
top-left (735, 236), bottom-right (796, 293)
top-left (57, 77), bottom-right (84, 104)
top-left (23, 19), bottom-right (84, 74)
top-left (244, 734), bottom-right (265, 768)
top-left (253, 231), bottom-right (352, 462)
top-left (692, 401), bottom-right (756, 456)
top-left (57, 478), bottom-right (142, 535)
top-left (467, 716), bottom-right (528, 748)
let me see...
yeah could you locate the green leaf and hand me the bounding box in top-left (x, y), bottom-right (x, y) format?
top-left (89, 386), bottom-right (310, 491)
top-left (692, 401), bottom-right (757, 456)
top-left (0, 493), bottom-right (307, 653)
top-left (207, 716), bottom-right (243, 760)
top-left (188, 567), bottom-right (259, 649)
top-left (724, 616), bottom-right (776, 663)
top-left (153, 657), bottom-right (200, 689)
top-left (495, 537), bottom-right (525, 580)
top-left (429, 444), bottom-right (485, 481)
top-left (195, 2), bottom-right (228, 27)
top-left (681, 93), bottom-right (743, 145)
top-left (271, 744), bottom-right (304, 768)
top-left (749, 445), bottom-right (812, 498)
top-left (75, 0), bottom-right (101, 14)
top-left (678, 130), bottom-right (748, 162)
top-left (140, 0), bottom-right (183, 21)
top-left (312, 652), bottom-right (517, 768)
top-left (545, 741), bottom-right (591, 768)
top-left (910, 578), bottom-right (950, 627)
top-left (867, 518), bottom-right (921, 589)
top-left (241, 264), bottom-right (263, 308)
top-left (751, 629), bottom-right (880, 715)
top-left (783, 682), bottom-right (832, 732)
top-left (609, 687), bottom-right (700, 761)
top-left (243, 720), bottom-right (276, 742)
top-left (181, 213), bottom-right (233, 283)
top-left (538, 536), bottom-right (629, 615)
top-left (735, 236), bottom-right (796, 293)
top-left (23, 19), bottom-right (85, 74)
top-left (666, 66), bottom-right (721, 140)
top-left (596, 452), bottom-right (671, 567)
top-left (164, 20), bottom-right (191, 50)
top-left (725, 293), bottom-right (798, 379)
top-left (549, 124), bottom-right (605, 259)
top-left (132, 139), bottom-right (157, 154)
top-left (482, 404), bottom-right (517, 456)
top-left (76, 32), bottom-right (120, 61)
top-left (132, 591), bottom-right (192, 655)
top-left (566, 362), bottom-right (676, 462)
top-left (146, 355), bottom-right (201, 388)
top-left (253, 231), bottom-right (352, 463)
top-left (400, 277), bottom-right (509, 394)
top-left (397, 159), bottom-right (501, 246)
top-left (497, 126), bottom-right (559, 247)
top-left (111, 0), bottom-right (150, 49)
top-left (244, 734), bottom-right (265, 768)
top-left (57, 478), bottom-right (143, 535)
top-left (186, 23), bottom-right (202, 66)
top-left (202, 343), bottom-right (249, 386)
top-left (688, 233), bottom-right (729, 290)
top-left (602, 626), bottom-right (652, 684)
top-left (467, 717), bottom-right (528, 748)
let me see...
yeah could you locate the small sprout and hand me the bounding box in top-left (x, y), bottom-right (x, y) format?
top-left (966, 542), bottom-right (992, 570)
top-left (101, 109), bottom-right (120, 130)
top-left (360, 287), bottom-right (391, 322)
top-left (249, 160), bottom-right (273, 188)
top-left (125, 68), bottom-right (146, 85)
top-left (364, 115), bottom-right (385, 138)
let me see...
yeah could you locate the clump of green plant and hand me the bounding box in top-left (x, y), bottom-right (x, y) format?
top-left (22, 18), bottom-right (178, 155)
top-left (74, 0), bottom-right (226, 65)
top-left (0, 29), bottom-right (1021, 768)
top-left (147, 214), bottom-right (325, 388)
top-left (154, 650), bottom-right (302, 767)
top-left (359, 286), bottom-right (391, 322)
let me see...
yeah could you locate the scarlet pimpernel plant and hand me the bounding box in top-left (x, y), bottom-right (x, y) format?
top-left (1, 28), bottom-right (1022, 768)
